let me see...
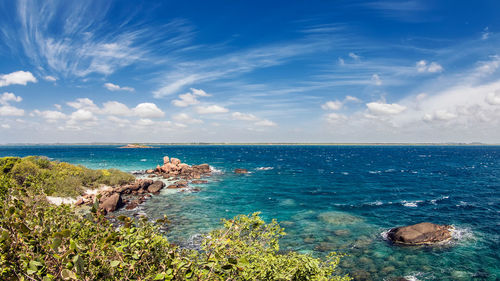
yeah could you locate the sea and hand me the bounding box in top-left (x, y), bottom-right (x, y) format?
top-left (1, 145), bottom-right (498, 280)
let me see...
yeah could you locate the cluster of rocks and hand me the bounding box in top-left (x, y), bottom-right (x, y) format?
top-left (76, 156), bottom-right (212, 214)
top-left (75, 179), bottom-right (165, 214)
top-left (146, 156), bottom-right (211, 180)
top-left (387, 222), bottom-right (453, 246)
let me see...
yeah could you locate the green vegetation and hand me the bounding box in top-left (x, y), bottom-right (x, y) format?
top-left (0, 156), bottom-right (351, 280)
top-left (0, 156), bottom-right (135, 197)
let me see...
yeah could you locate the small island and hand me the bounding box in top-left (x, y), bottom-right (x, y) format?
top-left (118, 143), bottom-right (153, 149)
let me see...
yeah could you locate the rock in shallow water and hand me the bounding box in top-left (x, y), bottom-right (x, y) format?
top-left (387, 222), bottom-right (453, 245)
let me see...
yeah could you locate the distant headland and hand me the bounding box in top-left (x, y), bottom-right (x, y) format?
top-left (118, 143), bottom-right (154, 149)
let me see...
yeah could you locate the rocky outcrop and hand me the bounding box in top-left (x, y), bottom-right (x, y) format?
top-left (387, 222), bottom-right (453, 245)
top-left (234, 168), bottom-right (248, 174)
top-left (147, 156), bottom-right (212, 180)
top-left (76, 156), bottom-right (212, 214)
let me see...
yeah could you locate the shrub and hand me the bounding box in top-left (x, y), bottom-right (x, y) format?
top-left (0, 156), bottom-right (135, 197)
top-left (0, 156), bottom-right (351, 280)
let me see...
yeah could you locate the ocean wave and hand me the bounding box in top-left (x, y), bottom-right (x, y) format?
top-left (402, 200), bottom-right (423, 207)
top-left (209, 166), bottom-right (223, 174)
top-left (341, 172), bottom-right (349, 175)
top-left (450, 226), bottom-right (475, 243)
top-left (430, 195), bottom-right (450, 205)
top-left (140, 158), bottom-right (147, 162)
top-left (256, 166), bottom-right (274, 171)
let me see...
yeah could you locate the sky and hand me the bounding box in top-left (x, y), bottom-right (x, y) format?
top-left (1, 0), bottom-right (500, 143)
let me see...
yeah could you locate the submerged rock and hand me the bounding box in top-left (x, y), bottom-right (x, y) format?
top-left (387, 222), bottom-right (453, 245)
top-left (234, 168), bottom-right (248, 174)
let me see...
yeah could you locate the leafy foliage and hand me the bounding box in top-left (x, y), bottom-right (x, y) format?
top-left (0, 156), bottom-right (351, 280)
top-left (1, 156), bottom-right (135, 197)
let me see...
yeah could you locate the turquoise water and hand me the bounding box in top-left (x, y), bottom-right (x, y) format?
top-left (1, 145), bottom-right (499, 280)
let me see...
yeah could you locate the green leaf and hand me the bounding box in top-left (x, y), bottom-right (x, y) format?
top-left (51, 237), bottom-right (62, 250)
top-left (228, 257), bottom-right (238, 264)
top-left (153, 273), bottom-right (165, 280)
top-left (221, 264), bottom-right (233, 270)
top-left (110, 260), bottom-right (120, 267)
top-left (61, 269), bottom-right (76, 280)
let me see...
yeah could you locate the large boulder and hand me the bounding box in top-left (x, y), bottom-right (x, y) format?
top-left (387, 222), bottom-right (453, 245)
top-left (100, 193), bottom-right (122, 213)
top-left (147, 180), bottom-right (165, 193)
top-left (170, 158), bottom-right (181, 165)
top-left (193, 164), bottom-right (211, 173)
top-left (163, 156), bottom-right (170, 165)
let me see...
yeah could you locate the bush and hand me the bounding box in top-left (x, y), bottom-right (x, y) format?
top-left (0, 157), bottom-right (135, 197)
top-left (0, 156), bottom-right (351, 280)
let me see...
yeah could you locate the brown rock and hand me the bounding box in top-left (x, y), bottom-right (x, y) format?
top-left (387, 222), bottom-right (453, 245)
top-left (100, 193), bottom-right (122, 213)
top-left (163, 156), bottom-right (170, 165)
top-left (170, 157), bottom-right (181, 165)
top-left (147, 180), bottom-right (165, 193)
top-left (146, 169), bottom-right (154, 174)
top-left (75, 198), bottom-right (84, 206)
top-left (193, 164), bottom-right (211, 173)
top-left (234, 168), bottom-right (248, 174)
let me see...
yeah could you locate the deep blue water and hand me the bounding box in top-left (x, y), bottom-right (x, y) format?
top-left (1, 145), bottom-right (499, 280)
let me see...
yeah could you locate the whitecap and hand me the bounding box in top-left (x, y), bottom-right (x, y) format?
top-left (256, 166), bottom-right (274, 171)
top-left (140, 159), bottom-right (147, 162)
top-left (367, 200), bottom-right (383, 206)
top-left (449, 226), bottom-right (475, 242)
top-left (341, 172), bottom-right (349, 175)
top-left (368, 170), bottom-right (381, 174)
top-left (402, 200), bottom-right (422, 207)
top-left (209, 166), bottom-right (223, 174)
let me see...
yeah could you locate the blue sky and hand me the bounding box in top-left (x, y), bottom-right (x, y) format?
top-left (1, 0), bottom-right (500, 143)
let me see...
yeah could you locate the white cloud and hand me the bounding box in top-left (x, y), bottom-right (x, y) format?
top-left (133, 103), bottom-right (165, 118)
top-left (34, 110), bottom-right (67, 121)
top-left (366, 102), bottom-right (406, 115)
top-left (136, 118), bottom-right (155, 126)
top-left (0, 71), bottom-right (37, 87)
top-left (232, 112), bottom-right (258, 121)
top-left (485, 90), bottom-right (500, 105)
top-left (102, 101), bottom-right (131, 116)
top-left (154, 75), bottom-right (199, 97)
top-left (190, 88), bottom-right (210, 96)
top-left (325, 113), bottom-right (347, 124)
top-left (348, 52), bottom-right (360, 61)
top-left (416, 60), bottom-right (443, 73)
top-left (0, 92), bottom-right (22, 105)
top-left (0, 105), bottom-right (25, 116)
top-left (254, 119), bottom-right (277, 127)
top-left (423, 110), bottom-right (457, 122)
top-left (371, 74), bottom-right (382, 86)
top-left (338, 57), bottom-right (345, 66)
top-left (104, 82), bottom-right (134, 92)
top-left (171, 88), bottom-right (211, 107)
top-left (172, 113), bottom-right (203, 124)
top-left (67, 98), bottom-right (99, 112)
top-left (196, 105), bottom-right (229, 114)
top-left (44, 75), bottom-right (57, 82)
top-left (1, 124), bottom-right (10, 129)
top-left (54, 104), bottom-right (62, 110)
top-left (476, 56), bottom-right (500, 76)
top-left (69, 109), bottom-right (97, 122)
top-left (321, 100), bottom-right (343, 110)
top-left (172, 93), bottom-right (199, 107)
top-left (481, 27), bottom-right (490, 40)
top-left (344, 95), bottom-right (361, 103)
